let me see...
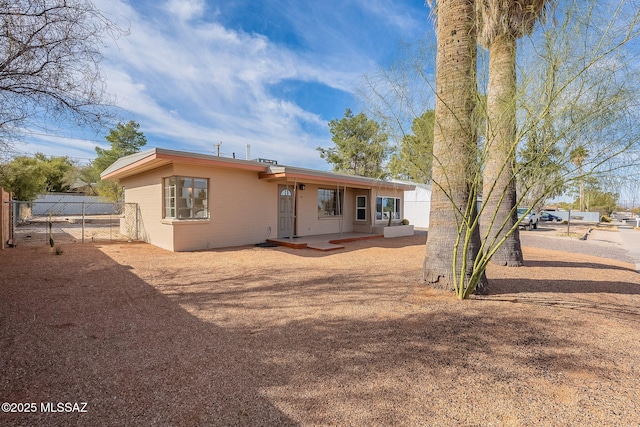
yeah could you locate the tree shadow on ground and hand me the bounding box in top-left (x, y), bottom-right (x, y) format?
top-left (488, 278), bottom-right (640, 296)
top-left (480, 291), bottom-right (640, 320)
top-left (522, 260), bottom-right (636, 272)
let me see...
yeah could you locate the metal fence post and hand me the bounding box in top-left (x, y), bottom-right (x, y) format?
top-left (136, 203), bottom-right (139, 240)
top-left (81, 201), bottom-right (85, 243)
top-left (110, 210), bottom-right (113, 241)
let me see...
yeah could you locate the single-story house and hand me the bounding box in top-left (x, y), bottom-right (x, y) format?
top-left (101, 148), bottom-right (415, 252)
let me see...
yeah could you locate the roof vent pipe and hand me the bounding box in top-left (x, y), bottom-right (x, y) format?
top-left (246, 144), bottom-right (251, 160)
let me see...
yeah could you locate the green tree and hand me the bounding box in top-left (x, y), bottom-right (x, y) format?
top-left (388, 110), bottom-right (434, 183)
top-left (34, 153), bottom-right (75, 193)
top-left (318, 109), bottom-right (390, 179)
top-left (72, 163), bottom-right (100, 195)
top-left (566, 180), bottom-right (616, 215)
top-left (477, 0), bottom-right (551, 267)
top-left (517, 31), bottom-right (565, 210)
top-left (95, 120), bottom-right (147, 201)
top-left (0, 155), bottom-right (47, 200)
top-left (94, 121), bottom-right (147, 173)
top-left (583, 184), bottom-right (617, 216)
top-left (0, 153), bottom-right (78, 200)
top-left (569, 145), bottom-right (588, 211)
top-left (517, 132), bottom-right (565, 207)
top-left (362, 0), bottom-right (640, 299)
top-left (423, 0), bottom-right (488, 297)
top-left (429, 0), bottom-right (640, 298)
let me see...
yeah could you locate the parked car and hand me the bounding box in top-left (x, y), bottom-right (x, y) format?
top-left (540, 211), bottom-right (562, 222)
top-left (518, 208), bottom-right (539, 230)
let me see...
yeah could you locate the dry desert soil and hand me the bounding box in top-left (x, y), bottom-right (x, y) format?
top-left (1, 227), bottom-right (639, 426)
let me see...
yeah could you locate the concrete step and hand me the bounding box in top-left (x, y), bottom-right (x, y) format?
top-left (306, 242), bottom-right (345, 251)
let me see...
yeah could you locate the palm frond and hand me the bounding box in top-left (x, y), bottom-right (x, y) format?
top-left (477, 0), bottom-right (556, 47)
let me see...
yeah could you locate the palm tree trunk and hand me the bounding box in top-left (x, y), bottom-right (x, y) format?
top-left (481, 33), bottom-right (524, 267)
top-left (424, 0), bottom-right (488, 293)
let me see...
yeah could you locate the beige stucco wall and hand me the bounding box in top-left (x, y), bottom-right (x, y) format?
top-left (121, 164), bottom-right (278, 251)
top-left (121, 165), bottom-right (174, 251)
top-left (294, 184), bottom-right (357, 236)
top-left (169, 164), bottom-right (277, 251)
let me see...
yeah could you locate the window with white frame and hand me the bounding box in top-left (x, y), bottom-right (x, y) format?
top-left (317, 188), bottom-right (343, 216)
top-left (376, 196), bottom-right (401, 221)
top-left (356, 195), bottom-right (367, 221)
top-left (164, 176), bottom-right (208, 219)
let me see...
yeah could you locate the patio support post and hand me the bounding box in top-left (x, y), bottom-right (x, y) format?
top-left (342, 182), bottom-right (346, 237)
top-left (292, 179), bottom-right (297, 239)
top-left (337, 182), bottom-right (344, 238)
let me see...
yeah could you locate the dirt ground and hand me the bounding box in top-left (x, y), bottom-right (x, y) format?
top-left (1, 232), bottom-right (639, 426)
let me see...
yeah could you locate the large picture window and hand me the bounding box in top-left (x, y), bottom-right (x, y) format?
top-left (376, 196), bottom-right (401, 221)
top-left (164, 176), bottom-right (208, 219)
top-left (318, 188), bottom-right (343, 216)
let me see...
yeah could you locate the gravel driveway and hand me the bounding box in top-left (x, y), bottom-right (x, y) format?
top-left (1, 230), bottom-right (639, 426)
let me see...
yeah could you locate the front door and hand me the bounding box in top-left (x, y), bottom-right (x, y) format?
top-left (278, 185), bottom-right (294, 238)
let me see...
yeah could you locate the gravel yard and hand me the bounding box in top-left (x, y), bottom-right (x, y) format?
top-left (1, 227), bottom-right (639, 426)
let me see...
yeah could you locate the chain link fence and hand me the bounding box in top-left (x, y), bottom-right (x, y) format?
top-left (6, 201), bottom-right (139, 247)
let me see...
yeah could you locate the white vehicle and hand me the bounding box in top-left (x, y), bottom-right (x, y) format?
top-left (518, 208), bottom-right (539, 230)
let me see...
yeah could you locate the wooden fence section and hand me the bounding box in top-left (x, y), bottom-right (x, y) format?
top-left (1, 187), bottom-right (11, 250)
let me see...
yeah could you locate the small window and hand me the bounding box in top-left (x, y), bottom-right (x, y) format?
top-left (376, 196), bottom-right (401, 221)
top-left (164, 176), bottom-right (208, 219)
top-left (356, 195), bottom-right (367, 221)
top-left (318, 188), bottom-right (343, 216)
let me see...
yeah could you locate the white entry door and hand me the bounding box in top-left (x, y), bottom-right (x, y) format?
top-left (278, 185), bottom-right (294, 238)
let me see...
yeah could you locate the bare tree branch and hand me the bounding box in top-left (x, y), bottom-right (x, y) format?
top-left (0, 0), bottom-right (126, 152)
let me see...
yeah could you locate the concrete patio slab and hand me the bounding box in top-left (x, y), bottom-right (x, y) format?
top-left (267, 232), bottom-right (383, 251)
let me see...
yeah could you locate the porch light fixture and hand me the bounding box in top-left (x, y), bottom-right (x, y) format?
top-left (299, 184), bottom-right (306, 190)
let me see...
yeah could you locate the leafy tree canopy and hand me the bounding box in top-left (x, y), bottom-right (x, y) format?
top-left (389, 110), bottom-right (434, 183)
top-left (95, 120), bottom-right (146, 201)
top-left (34, 153), bottom-right (75, 193)
top-left (318, 109), bottom-right (390, 179)
top-left (0, 153), bottom-right (74, 200)
top-left (563, 181), bottom-right (617, 215)
top-left (72, 164), bottom-right (100, 195)
top-left (517, 126), bottom-right (565, 209)
top-left (94, 120), bottom-right (147, 173)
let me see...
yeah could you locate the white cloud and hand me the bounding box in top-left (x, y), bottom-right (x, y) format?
top-left (358, 0), bottom-right (427, 34)
top-left (73, 0), bottom-right (427, 168)
top-left (17, 132), bottom-right (106, 164)
top-left (162, 0), bottom-right (206, 21)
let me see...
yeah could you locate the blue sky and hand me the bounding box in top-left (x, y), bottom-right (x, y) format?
top-left (19, 0), bottom-right (433, 170)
